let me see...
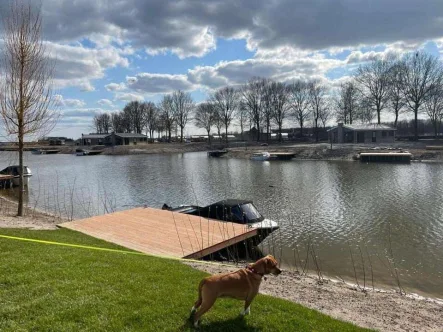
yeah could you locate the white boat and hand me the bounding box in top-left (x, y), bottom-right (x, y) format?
top-left (0, 165), bottom-right (32, 186)
top-left (250, 152), bottom-right (271, 161)
top-left (31, 149), bottom-right (43, 155)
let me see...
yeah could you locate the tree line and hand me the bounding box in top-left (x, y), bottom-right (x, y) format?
top-left (93, 51), bottom-right (443, 142)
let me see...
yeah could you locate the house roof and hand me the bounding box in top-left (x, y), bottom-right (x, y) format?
top-left (327, 123), bottom-right (396, 132)
top-left (82, 134), bottom-right (109, 139)
top-left (114, 133), bottom-right (147, 138)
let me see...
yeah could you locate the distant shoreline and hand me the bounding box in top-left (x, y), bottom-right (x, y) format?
top-left (1, 141), bottom-right (443, 161)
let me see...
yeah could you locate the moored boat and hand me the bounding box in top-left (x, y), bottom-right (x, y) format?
top-left (75, 149), bottom-right (103, 156)
top-left (31, 149), bottom-right (42, 155)
top-left (162, 199), bottom-right (279, 241)
top-left (0, 165), bottom-right (32, 186)
top-left (250, 152), bottom-right (271, 161)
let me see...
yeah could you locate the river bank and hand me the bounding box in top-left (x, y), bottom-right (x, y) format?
top-left (1, 204), bottom-right (442, 331)
top-left (0, 196), bottom-right (61, 229)
top-left (184, 260), bottom-right (443, 332)
top-left (2, 141), bottom-right (443, 161)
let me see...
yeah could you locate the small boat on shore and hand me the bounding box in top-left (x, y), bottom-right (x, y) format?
top-left (162, 199), bottom-right (279, 240)
top-left (76, 149), bottom-right (103, 156)
top-left (0, 165), bottom-right (32, 186)
top-left (31, 149), bottom-right (59, 155)
top-left (250, 152), bottom-right (271, 161)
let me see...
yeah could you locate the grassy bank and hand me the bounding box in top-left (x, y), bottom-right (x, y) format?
top-left (0, 228), bottom-right (370, 331)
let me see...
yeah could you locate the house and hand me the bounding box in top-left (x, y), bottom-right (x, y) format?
top-left (327, 123), bottom-right (396, 144)
top-left (81, 133), bottom-right (148, 146)
top-left (106, 133), bottom-right (148, 145)
top-left (38, 136), bottom-right (70, 145)
top-left (81, 134), bottom-right (109, 146)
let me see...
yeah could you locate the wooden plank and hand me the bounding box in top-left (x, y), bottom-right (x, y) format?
top-left (59, 207), bottom-right (256, 259)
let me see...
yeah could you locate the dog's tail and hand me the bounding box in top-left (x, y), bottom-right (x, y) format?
top-left (196, 279), bottom-right (206, 306)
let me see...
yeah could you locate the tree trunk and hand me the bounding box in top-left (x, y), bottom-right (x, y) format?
top-left (256, 121), bottom-right (260, 142)
top-left (414, 104), bottom-right (419, 141)
top-left (300, 119), bottom-right (303, 137)
top-left (394, 112), bottom-right (398, 128)
top-left (207, 129), bottom-right (211, 145)
top-left (278, 124), bottom-right (283, 142)
top-left (377, 105), bottom-right (381, 124)
top-left (18, 135), bottom-right (24, 216)
top-left (225, 123), bottom-right (228, 143)
top-left (180, 126), bottom-right (184, 143)
top-left (315, 118), bottom-right (319, 142)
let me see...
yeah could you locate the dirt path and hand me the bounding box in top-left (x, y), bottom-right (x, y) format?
top-left (184, 261), bottom-right (443, 332)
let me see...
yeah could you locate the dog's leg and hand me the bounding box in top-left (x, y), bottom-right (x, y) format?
top-left (241, 293), bottom-right (257, 316)
top-left (191, 280), bottom-right (205, 317)
top-left (241, 306), bottom-right (250, 315)
top-left (193, 295), bottom-right (216, 327)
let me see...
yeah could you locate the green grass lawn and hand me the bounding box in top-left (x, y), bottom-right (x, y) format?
top-left (0, 228), bottom-right (372, 332)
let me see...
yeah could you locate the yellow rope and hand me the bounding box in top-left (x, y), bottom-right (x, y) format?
top-left (0, 234), bottom-right (242, 268)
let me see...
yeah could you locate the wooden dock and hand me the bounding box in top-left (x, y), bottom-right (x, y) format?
top-left (0, 174), bottom-right (14, 189)
top-left (359, 152), bottom-right (412, 163)
top-left (58, 207), bottom-right (257, 259)
top-left (270, 152), bottom-right (296, 160)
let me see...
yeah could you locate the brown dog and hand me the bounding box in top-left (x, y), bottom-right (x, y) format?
top-left (190, 255), bottom-right (281, 327)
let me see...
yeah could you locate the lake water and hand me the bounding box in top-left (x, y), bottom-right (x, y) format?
top-left (1, 151), bottom-right (442, 298)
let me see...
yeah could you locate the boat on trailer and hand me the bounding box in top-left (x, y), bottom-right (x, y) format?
top-left (162, 199), bottom-right (279, 241)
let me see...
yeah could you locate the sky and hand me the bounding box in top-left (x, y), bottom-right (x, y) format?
top-left (2, 0), bottom-right (443, 139)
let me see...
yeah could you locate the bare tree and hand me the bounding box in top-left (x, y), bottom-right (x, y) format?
top-left (241, 77), bottom-right (266, 141)
top-left (236, 101), bottom-right (249, 141)
top-left (122, 101), bottom-right (147, 134)
top-left (290, 80), bottom-right (310, 136)
top-left (400, 52), bottom-right (443, 140)
top-left (0, 1), bottom-right (58, 216)
top-left (159, 95), bottom-right (175, 142)
top-left (213, 110), bottom-right (223, 143)
top-left (355, 58), bottom-right (392, 124)
top-left (385, 61), bottom-right (407, 127)
top-left (357, 97), bottom-right (376, 123)
top-left (424, 84), bottom-right (443, 138)
top-left (335, 81), bottom-right (360, 125)
top-left (144, 101), bottom-right (157, 139)
top-left (194, 102), bottom-right (215, 144)
top-left (211, 86), bottom-right (239, 143)
top-left (268, 81), bottom-right (290, 142)
top-left (262, 80), bottom-right (273, 141)
top-left (308, 81), bottom-right (327, 142)
top-left (171, 90), bottom-right (194, 142)
top-left (111, 112), bottom-right (124, 133)
top-left (93, 113), bottom-right (111, 133)
top-left (318, 103), bottom-right (332, 129)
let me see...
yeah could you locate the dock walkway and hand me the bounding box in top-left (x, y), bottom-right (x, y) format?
top-left (59, 207), bottom-right (257, 259)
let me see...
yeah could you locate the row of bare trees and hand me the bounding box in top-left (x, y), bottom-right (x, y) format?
top-left (194, 78), bottom-right (332, 143)
top-left (93, 51), bottom-right (443, 144)
top-left (93, 91), bottom-right (195, 143)
top-left (339, 52), bottom-right (443, 139)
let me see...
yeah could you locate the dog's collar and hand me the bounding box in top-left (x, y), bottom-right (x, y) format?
top-left (246, 265), bottom-right (264, 277)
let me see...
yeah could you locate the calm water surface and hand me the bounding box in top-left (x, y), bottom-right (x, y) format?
top-left (1, 151), bottom-right (442, 298)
